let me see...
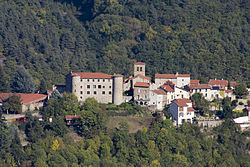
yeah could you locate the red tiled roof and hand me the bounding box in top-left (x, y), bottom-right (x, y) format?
top-left (230, 82), bottom-right (236, 87)
top-left (152, 89), bottom-right (167, 95)
top-left (189, 84), bottom-right (211, 89)
top-left (47, 90), bottom-right (52, 93)
top-left (173, 98), bottom-right (192, 107)
top-left (190, 80), bottom-right (200, 85)
top-left (128, 74), bottom-right (151, 81)
top-left (0, 93), bottom-right (47, 104)
top-left (134, 62), bottom-right (145, 65)
top-left (65, 115), bottom-right (80, 120)
top-left (160, 85), bottom-right (174, 92)
top-left (71, 72), bottom-right (113, 79)
top-left (187, 107), bottom-right (195, 111)
top-left (208, 79), bottom-right (228, 87)
top-left (225, 90), bottom-right (232, 93)
top-left (177, 74), bottom-right (190, 77)
top-left (155, 73), bottom-right (176, 79)
top-left (134, 82), bottom-right (150, 87)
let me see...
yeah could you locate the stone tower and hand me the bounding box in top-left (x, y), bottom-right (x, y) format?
top-left (113, 74), bottom-right (123, 105)
top-left (134, 62), bottom-right (145, 76)
top-left (72, 74), bottom-right (80, 100)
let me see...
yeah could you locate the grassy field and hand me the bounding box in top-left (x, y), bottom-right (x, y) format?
top-left (106, 115), bottom-right (152, 133)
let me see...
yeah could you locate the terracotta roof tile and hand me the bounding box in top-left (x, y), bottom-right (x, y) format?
top-left (177, 74), bottom-right (190, 77)
top-left (134, 62), bottom-right (145, 65)
top-left (152, 89), bottom-right (167, 95)
top-left (225, 90), bottom-right (232, 93)
top-left (187, 107), bottom-right (195, 111)
top-left (71, 72), bottom-right (113, 79)
top-left (0, 93), bottom-right (47, 104)
top-left (173, 98), bottom-right (192, 107)
top-left (134, 82), bottom-right (150, 87)
top-left (190, 80), bottom-right (200, 85)
top-left (155, 73), bottom-right (176, 79)
top-left (208, 79), bottom-right (228, 87)
top-left (127, 74), bottom-right (151, 81)
top-left (160, 85), bottom-right (174, 92)
top-left (190, 84), bottom-right (211, 89)
top-left (65, 115), bottom-right (80, 120)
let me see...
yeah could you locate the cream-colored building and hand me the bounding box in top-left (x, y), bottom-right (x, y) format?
top-left (66, 72), bottom-right (123, 105)
top-left (155, 73), bottom-right (190, 88)
top-left (169, 98), bottom-right (195, 126)
top-left (149, 89), bottom-right (167, 110)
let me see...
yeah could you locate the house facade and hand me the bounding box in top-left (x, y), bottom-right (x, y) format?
top-left (149, 89), bottom-right (167, 110)
top-left (169, 99), bottom-right (195, 126)
top-left (0, 93), bottom-right (47, 113)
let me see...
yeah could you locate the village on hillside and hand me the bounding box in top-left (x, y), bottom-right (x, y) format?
top-left (1, 62), bottom-right (250, 129)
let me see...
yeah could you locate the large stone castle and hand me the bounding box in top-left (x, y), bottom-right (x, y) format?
top-left (66, 72), bottom-right (123, 105)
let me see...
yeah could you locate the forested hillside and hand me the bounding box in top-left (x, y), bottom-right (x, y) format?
top-left (0, 0), bottom-right (249, 90)
top-left (0, 97), bottom-right (250, 166)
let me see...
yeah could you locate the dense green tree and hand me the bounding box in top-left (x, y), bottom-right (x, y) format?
top-left (11, 66), bottom-right (37, 93)
top-left (2, 94), bottom-right (22, 114)
top-left (191, 93), bottom-right (210, 116)
top-left (0, 65), bottom-right (10, 92)
top-left (221, 97), bottom-right (233, 119)
top-left (234, 83), bottom-right (248, 98)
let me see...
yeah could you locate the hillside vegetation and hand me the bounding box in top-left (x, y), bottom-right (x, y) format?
top-left (0, 0), bottom-right (249, 90)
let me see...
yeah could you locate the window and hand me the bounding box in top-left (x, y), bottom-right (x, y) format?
top-left (182, 119), bottom-right (185, 123)
top-left (145, 95), bottom-right (147, 99)
top-left (102, 91), bottom-right (105, 95)
top-left (94, 91), bottom-right (97, 95)
top-left (109, 91), bottom-right (112, 95)
top-left (92, 79), bottom-right (95, 82)
top-left (181, 95), bottom-right (184, 98)
top-left (87, 85), bottom-right (90, 88)
top-left (93, 85), bottom-right (96, 88)
top-left (103, 86), bottom-right (105, 88)
top-left (98, 85), bottom-right (101, 88)
top-left (137, 67), bottom-right (139, 71)
top-left (80, 91), bottom-right (83, 94)
top-left (80, 86), bottom-right (82, 89)
top-left (171, 95), bottom-right (173, 99)
top-left (87, 79), bottom-right (89, 82)
top-left (108, 79), bottom-right (110, 82)
top-left (205, 89), bottom-right (207, 92)
top-left (109, 86), bottom-right (111, 88)
top-left (138, 89), bottom-right (141, 93)
top-left (187, 112), bottom-right (190, 115)
top-left (98, 79), bottom-right (100, 82)
top-left (80, 96), bottom-right (82, 99)
top-left (199, 89), bottom-right (201, 92)
top-left (182, 79), bottom-right (184, 81)
top-left (205, 93), bottom-right (207, 97)
top-left (140, 67), bottom-right (142, 71)
top-left (74, 89), bottom-right (76, 92)
top-left (103, 79), bottom-right (105, 82)
top-left (87, 91), bottom-right (90, 94)
top-left (179, 112), bottom-right (183, 117)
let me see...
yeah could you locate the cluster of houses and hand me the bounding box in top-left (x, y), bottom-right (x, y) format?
top-left (0, 62), bottom-right (247, 127)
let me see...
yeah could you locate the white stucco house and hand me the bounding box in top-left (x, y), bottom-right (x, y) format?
top-left (149, 89), bottom-right (167, 110)
top-left (169, 98), bottom-right (195, 126)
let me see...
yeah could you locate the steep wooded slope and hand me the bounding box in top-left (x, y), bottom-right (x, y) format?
top-left (0, 0), bottom-right (249, 89)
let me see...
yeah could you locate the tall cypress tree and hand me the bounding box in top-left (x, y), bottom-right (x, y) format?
top-left (0, 65), bottom-right (10, 92)
top-left (11, 66), bottom-right (37, 93)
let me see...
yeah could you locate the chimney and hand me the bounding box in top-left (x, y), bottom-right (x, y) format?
top-left (176, 72), bottom-right (179, 76)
